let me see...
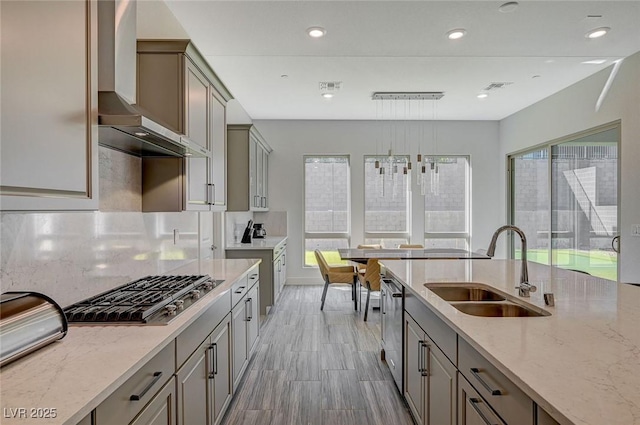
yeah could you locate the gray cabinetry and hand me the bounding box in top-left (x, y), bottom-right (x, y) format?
top-left (129, 379), bottom-right (176, 425)
top-left (175, 315), bottom-right (231, 425)
top-left (458, 338), bottom-right (534, 425)
top-left (95, 342), bottom-right (176, 425)
top-left (137, 40), bottom-right (231, 212)
top-left (459, 374), bottom-right (506, 425)
top-left (231, 267), bottom-right (260, 391)
top-left (227, 125), bottom-right (272, 211)
top-left (231, 297), bottom-right (248, 390)
top-left (0, 0), bottom-right (98, 211)
top-left (404, 313), bottom-right (456, 425)
top-left (226, 239), bottom-right (286, 316)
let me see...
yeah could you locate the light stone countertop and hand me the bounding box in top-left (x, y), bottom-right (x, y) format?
top-left (225, 235), bottom-right (287, 250)
top-left (0, 259), bottom-right (260, 425)
top-left (382, 259), bottom-right (640, 425)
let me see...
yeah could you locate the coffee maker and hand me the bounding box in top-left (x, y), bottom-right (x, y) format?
top-left (253, 223), bottom-right (267, 239)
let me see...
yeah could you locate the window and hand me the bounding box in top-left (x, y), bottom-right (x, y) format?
top-left (304, 156), bottom-right (350, 266)
top-left (424, 156), bottom-right (470, 249)
top-left (364, 155), bottom-right (410, 247)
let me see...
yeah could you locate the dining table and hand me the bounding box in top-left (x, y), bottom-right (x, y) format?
top-left (338, 248), bottom-right (491, 263)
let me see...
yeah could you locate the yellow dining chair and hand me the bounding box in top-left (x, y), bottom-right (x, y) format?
top-left (314, 250), bottom-right (358, 311)
top-left (358, 258), bottom-right (381, 321)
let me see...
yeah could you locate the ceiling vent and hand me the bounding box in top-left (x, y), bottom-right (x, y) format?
top-left (483, 82), bottom-right (514, 91)
top-left (319, 81), bottom-right (342, 91)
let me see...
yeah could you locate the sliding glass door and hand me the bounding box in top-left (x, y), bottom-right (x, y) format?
top-left (551, 128), bottom-right (618, 280)
top-left (510, 124), bottom-right (619, 281)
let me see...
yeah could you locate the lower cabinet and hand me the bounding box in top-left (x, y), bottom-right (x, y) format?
top-left (458, 375), bottom-right (505, 425)
top-left (232, 279), bottom-right (261, 391)
top-left (176, 315), bottom-right (232, 425)
top-left (129, 379), bottom-right (176, 425)
top-left (231, 298), bottom-right (249, 389)
top-left (404, 313), bottom-right (456, 425)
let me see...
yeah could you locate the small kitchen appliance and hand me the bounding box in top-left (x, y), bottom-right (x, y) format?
top-left (252, 223), bottom-right (267, 239)
top-left (0, 292), bottom-right (68, 367)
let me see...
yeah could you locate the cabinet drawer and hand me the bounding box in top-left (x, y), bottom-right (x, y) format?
top-left (176, 290), bottom-right (231, 368)
top-left (458, 338), bottom-right (534, 425)
top-left (247, 268), bottom-right (259, 290)
top-left (459, 373), bottom-right (506, 425)
top-left (95, 342), bottom-right (175, 425)
top-left (405, 291), bottom-right (457, 364)
top-left (231, 274), bottom-right (249, 307)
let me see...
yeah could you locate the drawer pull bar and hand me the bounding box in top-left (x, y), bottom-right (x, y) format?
top-left (418, 340), bottom-right (425, 373)
top-left (130, 372), bottom-right (162, 401)
top-left (470, 368), bottom-right (502, 396)
top-left (235, 286), bottom-right (246, 294)
top-left (469, 398), bottom-right (498, 425)
top-left (421, 342), bottom-right (430, 377)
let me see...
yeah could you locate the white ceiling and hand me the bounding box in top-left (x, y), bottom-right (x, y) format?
top-left (163, 1), bottom-right (640, 121)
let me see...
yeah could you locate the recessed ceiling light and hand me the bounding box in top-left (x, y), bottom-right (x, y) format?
top-left (280, 74), bottom-right (289, 78)
top-left (321, 93), bottom-right (334, 99)
top-left (581, 59), bottom-right (607, 65)
top-left (532, 75), bottom-right (541, 79)
top-left (185, 153), bottom-right (192, 157)
top-left (477, 93), bottom-right (488, 99)
top-left (307, 27), bottom-right (326, 38)
top-left (498, 2), bottom-right (519, 13)
top-left (134, 132), bottom-right (149, 137)
top-left (585, 27), bottom-right (610, 39)
top-left (446, 29), bottom-right (467, 40)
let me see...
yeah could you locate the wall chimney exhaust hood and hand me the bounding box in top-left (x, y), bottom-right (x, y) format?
top-left (97, 0), bottom-right (198, 157)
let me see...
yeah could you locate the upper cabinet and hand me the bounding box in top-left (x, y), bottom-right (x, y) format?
top-left (137, 40), bottom-right (231, 212)
top-left (227, 125), bottom-right (272, 211)
top-left (0, 0), bottom-right (99, 211)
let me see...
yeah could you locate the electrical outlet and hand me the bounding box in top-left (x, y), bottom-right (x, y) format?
top-left (173, 229), bottom-right (180, 244)
top-left (632, 224), bottom-right (640, 237)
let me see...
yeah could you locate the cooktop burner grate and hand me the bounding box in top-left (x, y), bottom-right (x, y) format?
top-left (64, 275), bottom-right (224, 325)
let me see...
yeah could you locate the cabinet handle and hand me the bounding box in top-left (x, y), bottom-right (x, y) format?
top-left (261, 197), bottom-right (266, 208)
top-left (418, 340), bottom-right (425, 373)
top-left (130, 371), bottom-right (162, 400)
top-left (282, 254), bottom-right (285, 266)
top-left (211, 184), bottom-right (215, 205)
top-left (468, 398), bottom-right (498, 425)
top-left (381, 290), bottom-right (386, 315)
top-left (250, 273), bottom-right (258, 280)
top-left (470, 368), bottom-right (502, 396)
top-left (208, 343), bottom-right (218, 378)
top-left (254, 195), bottom-right (260, 207)
top-left (235, 286), bottom-right (246, 294)
top-left (421, 342), bottom-right (430, 377)
top-left (245, 298), bottom-right (251, 321)
top-left (248, 297), bottom-right (253, 321)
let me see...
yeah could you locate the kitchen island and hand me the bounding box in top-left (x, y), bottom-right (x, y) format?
top-left (0, 259), bottom-right (260, 425)
top-left (382, 259), bottom-right (640, 425)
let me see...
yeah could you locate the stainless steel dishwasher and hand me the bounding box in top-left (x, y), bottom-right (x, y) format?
top-left (380, 276), bottom-right (403, 391)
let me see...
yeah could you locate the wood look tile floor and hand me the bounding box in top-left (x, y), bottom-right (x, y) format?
top-left (222, 284), bottom-right (415, 425)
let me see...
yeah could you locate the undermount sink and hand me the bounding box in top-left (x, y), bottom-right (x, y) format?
top-left (424, 282), bottom-right (550, 317)
top-left (425, 283), bottom-right (506, 302)
top-left (450, 302), bottom-right (550, 317)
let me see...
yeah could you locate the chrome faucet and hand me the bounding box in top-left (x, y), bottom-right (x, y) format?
top-left (486, 225), bottom-right (536, 297)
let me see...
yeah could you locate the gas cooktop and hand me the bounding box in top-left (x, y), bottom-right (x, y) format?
top-left (64, 275), bottom-right (224, 325)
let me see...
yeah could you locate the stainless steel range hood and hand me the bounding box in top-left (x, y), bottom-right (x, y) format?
top-left (97, 0), bottom-right (196, 157)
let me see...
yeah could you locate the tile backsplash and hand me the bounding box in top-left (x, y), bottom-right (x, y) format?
top-left (0, 211), bottom-right (199, 307)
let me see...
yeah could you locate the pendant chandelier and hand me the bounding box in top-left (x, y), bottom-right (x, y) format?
top-left (372, 92), bottom-right (445, 197)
